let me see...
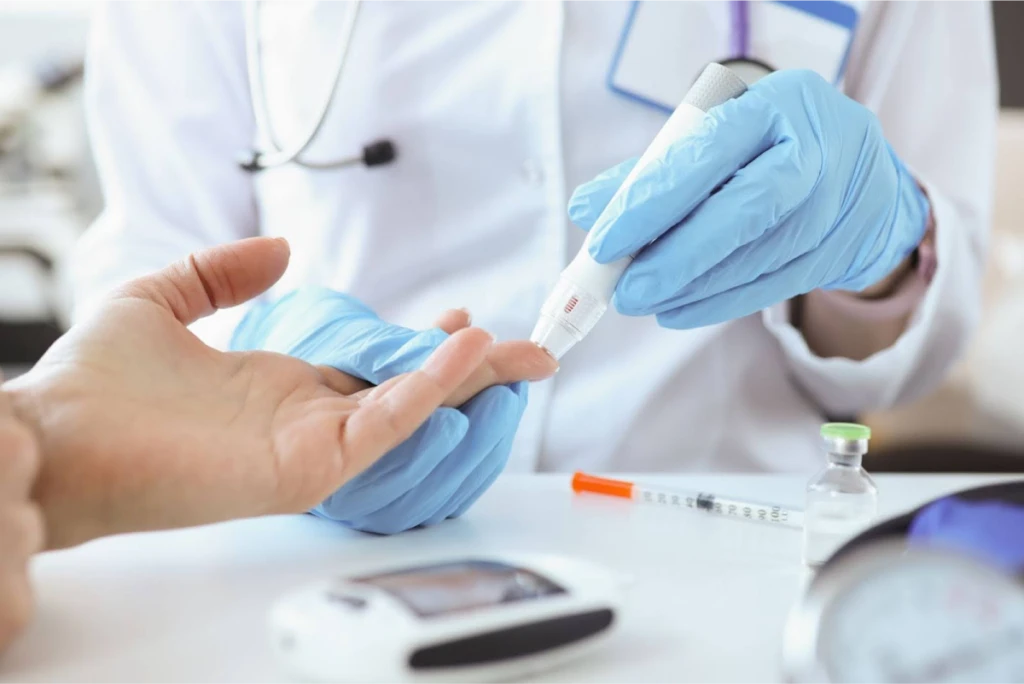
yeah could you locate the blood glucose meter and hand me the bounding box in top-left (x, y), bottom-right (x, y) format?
top-left (268, 555), bottom-right (623, 682)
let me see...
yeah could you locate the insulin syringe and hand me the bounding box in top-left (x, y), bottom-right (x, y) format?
top-left (530, 63), bottom-right (748, 359)
top-left (572, 472), bottom-right (805, 530)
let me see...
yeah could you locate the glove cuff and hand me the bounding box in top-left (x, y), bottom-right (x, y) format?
top-left (811, 207), bottom-right (935, 322)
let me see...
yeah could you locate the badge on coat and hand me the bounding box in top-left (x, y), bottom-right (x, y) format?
top-left (608, 0), bottom-right (861, 114)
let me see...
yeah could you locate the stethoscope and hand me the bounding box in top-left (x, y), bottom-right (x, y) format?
top-left (237, 0), bottom-right (395, 173)
top-left (237, 0), bottom-right (771, 174)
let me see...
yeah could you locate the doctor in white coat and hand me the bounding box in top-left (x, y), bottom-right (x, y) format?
top-left (76, 1), bottom-right (997, 533)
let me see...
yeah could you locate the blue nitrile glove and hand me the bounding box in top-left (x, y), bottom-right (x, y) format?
top-left (569, 69), bottom-right (931, 329)
top-left (230, 287), bottom-right (527, 534)
top-left (908, 497), bottom-right (1024, 575)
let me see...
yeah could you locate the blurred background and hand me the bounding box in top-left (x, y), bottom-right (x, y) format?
top-left (0, 1), bottom-right (1022, 471)
top-left (0, 1), bottom-right (95, 377)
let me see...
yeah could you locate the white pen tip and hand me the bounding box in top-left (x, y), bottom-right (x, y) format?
top-left (529, 315), bottom-right (580, 361)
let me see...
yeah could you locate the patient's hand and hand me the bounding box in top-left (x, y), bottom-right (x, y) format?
top-left (0, 380), bottom-right (43, 651)
top-left (4, 238), bottom-right (500, 549)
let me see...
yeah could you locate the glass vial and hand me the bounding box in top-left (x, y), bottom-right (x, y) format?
top-left (803, 423), bottom-right (878, 568)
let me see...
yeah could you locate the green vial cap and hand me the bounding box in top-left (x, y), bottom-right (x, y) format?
top-left (821, 423), bottom-right (871, 441)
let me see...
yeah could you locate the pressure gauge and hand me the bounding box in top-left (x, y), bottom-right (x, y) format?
top-left (783, 541), bottom-right (1024, 683)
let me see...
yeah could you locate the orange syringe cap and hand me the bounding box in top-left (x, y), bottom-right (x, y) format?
top-left (571, 471), bottom-right (635, 499)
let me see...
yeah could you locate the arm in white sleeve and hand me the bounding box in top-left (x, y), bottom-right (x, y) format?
top-left (761, 0), bottom-right (998, 417)
top-left (76, 1), bottom-right (259, 348)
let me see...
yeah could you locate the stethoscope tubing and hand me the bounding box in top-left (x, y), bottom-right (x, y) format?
top-left (242, 0), bottom-right (760, 172)
top-left (242, 0), bottom-right (362, 170)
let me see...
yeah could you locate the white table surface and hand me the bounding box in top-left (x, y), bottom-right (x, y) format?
top-left (2, 473), bottom-right (1017, 683)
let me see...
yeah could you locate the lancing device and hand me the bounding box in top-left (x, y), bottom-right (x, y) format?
top-left (530, 63), bottom-right (748, 359)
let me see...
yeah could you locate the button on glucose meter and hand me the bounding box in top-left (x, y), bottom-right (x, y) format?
top-left (268, 555), bottom-right (622, 682)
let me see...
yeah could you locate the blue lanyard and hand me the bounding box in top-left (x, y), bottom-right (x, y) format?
top-left (730, 0), bottom-right (750, 59)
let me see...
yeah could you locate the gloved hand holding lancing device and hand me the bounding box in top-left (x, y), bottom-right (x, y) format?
top-left (563, 67), bottom-right (930, 336)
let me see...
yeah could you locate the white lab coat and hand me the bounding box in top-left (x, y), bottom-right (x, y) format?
top-left (76, 1), bottom-right (997, 473)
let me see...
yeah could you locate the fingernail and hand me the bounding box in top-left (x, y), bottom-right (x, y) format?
top-left (540, 364), bottom-right (559, 378)
top-left (458, 307), bottom-right (473, 325)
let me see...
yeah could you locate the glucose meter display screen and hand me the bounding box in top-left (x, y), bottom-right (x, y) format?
top-left (351, 561), bottom-right (566, 618)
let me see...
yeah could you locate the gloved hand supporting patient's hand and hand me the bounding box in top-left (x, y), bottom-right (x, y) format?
top-left (570, 69), bottom-right (931, 329)
top-left (231, 289), bottom-right (556, 534)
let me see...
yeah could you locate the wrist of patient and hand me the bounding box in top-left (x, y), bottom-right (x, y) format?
top-left (0, 384), bottom-right (50, 542)
top-left (1, 381), bottom-right (40, 455)
top-left (2, 380), bottom-right (88, 550)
